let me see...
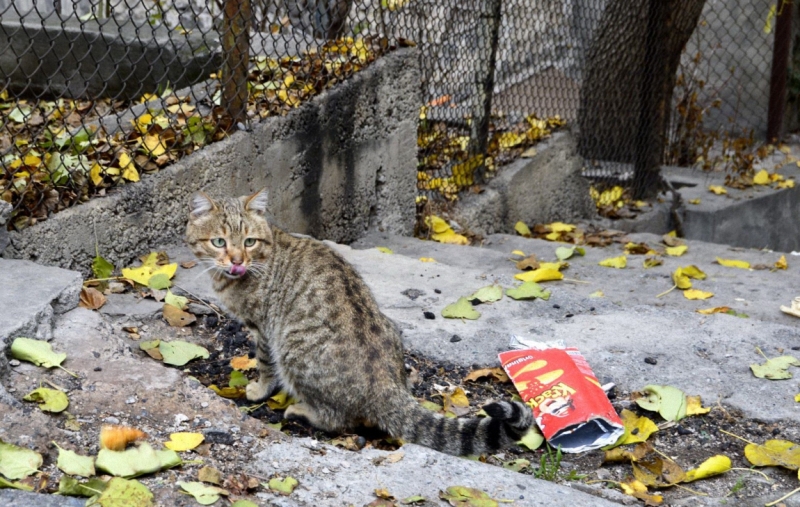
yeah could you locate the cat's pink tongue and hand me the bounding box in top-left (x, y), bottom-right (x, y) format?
top-left (230, 264), bottom-right (247, 276)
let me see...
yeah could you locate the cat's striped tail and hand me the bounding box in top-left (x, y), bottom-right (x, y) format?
top-left (396, 398), bottom-right (533, 456)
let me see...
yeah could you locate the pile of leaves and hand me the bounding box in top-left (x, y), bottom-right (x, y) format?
top-left (417, 110), bottom-right (566, 201)
top-left (1, 36), bottom-right (400, 230)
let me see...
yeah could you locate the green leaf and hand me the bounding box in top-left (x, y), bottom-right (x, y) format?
top-left (58, 476), bottom-right (107, 497)
top-left (229, 370), bottom-right (249, 388)
top-left (55, 443), bottom-right (96, 477)
top-left (90, 477), bottom-right (153, 507)
top-left (230, 501), bottom-right (260, 507)
top-left (178, 481), bottom-right (229, 505)
top-left (0, 440), bottom-right (43, 480)
top-left (439, 486), bottom-right (498, 507)
top-left (0, 476), bottom-right (33, 491)
top-left (635, 385), bottom-right (688, 422)
top-left (517, 428), bottom-right (544, 451)
top-left (467, 285), bottom-right (503, 304)
top-left (95, 443), bottom-right (181, 478)
top-left (93, 255), bottom-right (114, 280)
top-left (159, 340), bottom-right (210, 366)
top-left (139, 340), bottom-right (161, 351)
top-left (23, 387), bottom-right (69, 413)
top-left (441, 297), bottom-right (480, 320)
top-left (147, 273), bottom-right (171, 290)
top-left (505, 282), bottom-right (551, 301)
top-left (266, 476), bottom-right (299, 496)
top-left (10, 337), bottom-right (66, 368)
top-left (502, 458), bottom-right (531, 473)
top-left (400, 496), bottom-right (427, 505)
top-left (750, 355), bottom-right (800, 380)
top-left (164, 290), bottom-right (188, 310)
top-left (8, 106), bottom-right (31, 123)
top-left (555, 246), bottom-right (584, 261)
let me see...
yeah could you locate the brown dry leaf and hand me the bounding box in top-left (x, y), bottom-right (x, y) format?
top-left (661, 234), bottom-right (685, 248)
top-left (624, 242), bottom-right (651, 255)
top-left (230, 355), bottom-right (257, 371)
top-left (198, 466), bottom-right (222, 485)
top-left (100, 425), bottom-right (147, 450)
top-left (163, 304), bottom-right (196, 327)
top-left (464, 367), bottom-right (510, 383)
top-left (79, 287), bottom-right (107, 310)
top-left (515, 255), bottom-right (540, 271)
top-left (180, 260), bottom-right (197, 269)
top-left (632, 455), bottom-right (686, 487)
top-left (603, 442), bottom-right (652, 463)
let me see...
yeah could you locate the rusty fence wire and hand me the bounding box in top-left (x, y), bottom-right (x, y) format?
top-left (0, 0), bottom-right (791, 230)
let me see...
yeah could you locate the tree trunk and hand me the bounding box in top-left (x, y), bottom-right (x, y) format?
top-left (578, 0), bottom-right (707, 196)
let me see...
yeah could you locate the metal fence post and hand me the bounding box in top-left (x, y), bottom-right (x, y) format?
top-left (767, 0), bottom-right (793, 142)
top-left (221, 0), bottom-right (252, 128)
top-left (469, 0), bottom-right (502, 184)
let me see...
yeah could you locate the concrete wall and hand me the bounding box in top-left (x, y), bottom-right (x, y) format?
top-left (3, 48), bottom-right (419, 274)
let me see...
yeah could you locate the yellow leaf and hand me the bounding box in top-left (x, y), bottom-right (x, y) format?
top-left (425, 215), bottom-right (451, 234)
top-left (511, 250), bottom-right (525, 257)
top-left (665, 245), bottom-right (688, 257)
top-left (514, 221), bottom-right (532, 237)
top-left (431, 229), bottom-right (468, 245)
top-left (777, 179), bottom-right (795, 189)
top-left (753, 169), bottom-right (770, 185)
top-left (164, 432), bottom-right (204, 452)
top-left (684, 289), bottom-right (714, 300)
top-left (375, 247), bottom-right (393, 254)
top-left (685, 395), bottom-right (711, 416)
top-left (716, 257), bottom-right (751, 269)
top-left (134, 113), bottom-right (153, 133)
top-left (514, 268), bottom-right (563, 283)
top-left (447, 387), bottom-right (469, 408)
top-left (708, 185), bottom-right (727, 195)
top-left (681, 265), bottom-right (707, 280)
top-left (267, 390), bottom-right (297, 410)
top-left (615, 409), bottom-right (659, 446)
top-left (688, 198), bottom-right (701, 205)
top-left (419, 257), bottom-right (435, 263)
top-left (696, 306), bottom-right (732, 315)
top-left (538, 261), bottom-right (567, 272)
top-left (744, 439), bottom-right (800, 470)
top-left (775, 255), bottom-right (788, 270)
top-left (795, 394), bottom-right (800, 403)
top-left (683, 455), bottom-right (731, 482)
top-left (23, 154), bottom-right (42, 168)
top-left (598, 255), bottom-right (627, 269)
top-left (672, 268), bottom-right (691, 290)
top-left (122, 261), bottom-right (178, 287)
top-left (90, 163), bottom-right (104, 186)
top-left (548, 222), bottom-right (575, 233)
top-left (119, 152), bottom-right (139, 182)
top-left (141, 134), bottom-right (167, 157)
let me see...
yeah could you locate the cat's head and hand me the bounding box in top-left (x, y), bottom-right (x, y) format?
top-left (185, 189), bottom-right (273, 280)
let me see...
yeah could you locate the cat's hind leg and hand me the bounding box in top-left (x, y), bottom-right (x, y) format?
top-left (284, 402), bottom-right (344, 433)
top-left (245, 328), bottom-right (281, 402)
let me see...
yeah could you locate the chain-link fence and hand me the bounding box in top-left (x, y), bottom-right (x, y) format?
top-left (0, 0), bottom-right (791, 231)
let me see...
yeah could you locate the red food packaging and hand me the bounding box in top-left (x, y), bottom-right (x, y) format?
top-left (499, 340), bottom-right (623, 452)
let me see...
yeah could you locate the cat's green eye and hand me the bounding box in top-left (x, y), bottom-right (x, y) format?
top-left (210, 238), bottom-right (226, 248)
top-left (244, 238), bottom-right (257, 247)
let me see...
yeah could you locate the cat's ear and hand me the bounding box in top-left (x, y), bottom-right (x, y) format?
top-left (190, 192), bottom-right (217, 218)
top-left (244, 188), bottom-right (269, 215)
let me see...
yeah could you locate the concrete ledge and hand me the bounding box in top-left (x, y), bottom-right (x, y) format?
top-left (0, 16), bottom-right (219, 99)
top-left (3, 48), bottom-right (419, 274)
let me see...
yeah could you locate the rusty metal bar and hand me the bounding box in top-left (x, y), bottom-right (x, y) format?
top-left (767, 0), bottom-right (793, 142)
top-left (221, 0), bottom-right (252, 128)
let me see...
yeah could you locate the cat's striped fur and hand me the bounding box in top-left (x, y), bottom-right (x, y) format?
top-left (185, 189), bottom-right (533, 455)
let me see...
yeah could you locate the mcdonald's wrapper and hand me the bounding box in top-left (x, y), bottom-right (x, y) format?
top-left (498, 337), bottom-right (624, 453)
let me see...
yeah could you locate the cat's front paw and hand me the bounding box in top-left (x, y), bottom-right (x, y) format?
top-left (246, 380), bottom-right (271, 402)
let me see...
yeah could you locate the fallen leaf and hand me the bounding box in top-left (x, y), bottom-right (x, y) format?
top-left (515, 254), bottom-right (540, 271)
top-left (164, 433), bottom-right (204, 452)
top-left (775, 255), bottom-right (788, 270)
top-left (548, 222), bottom-right (576, 233)
top-left (179, 481), bottom-right (229, 505)
top-left (159, 340), bottom-right (209, 366)
top-left (229, 370), bottom-right (249, 388)
top-left (121, 258), bottom-right (178, 288)
top-left (502, 458), bottom-right (531, 472)
top-left (10, 337), bottom-right (67, 369)
top-left (467, 285), bottom-right (503, 304)
top-left (632, 454), bottom-right (686, 487)
top-left (514, 221), bottom-right (532, 237)
top-left (139, 340), bottom-right (163, 361)
top-left (696, 306), bottom-right (732, 315)
top-left (23, 387), bottom-right (69, 413)
top-left (708, 185), bottom-right (727, 195)
top-left (95, 443), bottom-right (181, 478)
top-left (419, 257), bottom-right (435, 263)
top-left (266, 390), bottom-right (298, 410)
top-left (514, 267), bottom-right (563, 283)
top-left (90, 477), bottom-right (152, 507)
top-left (608, 409), bottom-right (659, 447)
top-left (79, 287), bottom-right (107, 310)
top-left (665, 245), bottom-right (688, 257)
top-left (624, 242), bottom-right (651, 255)
top-left (0, 440), bottom-right (43, 480)
top-left (464, 367), bottom-right (509, 383)
top-left (589, 290), bottom-right (604, 298)
top-left (164, 290), bottom-right (188, 310)
top-left (100, 425), bottom-right (147, 451)
top-left (440, 485), bottom-right (499, 507)
top-left (374, 488), bottom-right (394, 500)
top-left (681, 265), bottom-right (707, 280)
top-left (57, 476), bottom-right (107, 497)
top-left (441, 297), bottom-right (480, 320)
top-left (400, 495), bottom-right (426, 505)
top-left (376, 247), bottom-right (393, 254)
top-left (426, 216), bottom-right (468, 245)
top-left (517, 428), bottom-right (544, 451)
top-left (750, 355), bottom-right (800, 380)
top-left (753, 169), bottom-right (770, 185)
top-left (683, 455), bottom-right (731, 482)
top-left (555, 246), bottom-right (584, 261)
top-left (683, 289), bottom-right (714, 300)
top-left (180, 260), bottom-right (197, 269)
top-left (688, 198), bottom-right (701, 205)
top-left (643, 256), bottom-right (663, 268)
top-left (744, 439), bottom-right (800, 470)
top-left (511, 250), bottom-right (525, 257)
top-left (93, 255), bottom-right (115, 280)
top-left (685, 395), bottom-right (711, 416)
top-left (715, 257), bottom-right (751, 269)
top-left (54, 443), bottom-right (96, 477)
top-left (197, 466), bottom-right (222, 485)
top-left (163, 304), bottom-right (197, 327)
top-left (598, 255), bottom-right (627, 268)
top-left (777, 179), bottom-right (796, 189)
top-left (505, 282), bottom-right (551, 301)
top-left (230, 355), bottom-right (257, 371)
top-left (604, 442), bottom-right (652, 462)
top-left (209, 385), bottom-right (245, 399)
top-left (267, 476), bottom-right (299, 496)
top-left (620, 478), bottom-right (663, 505)
top-left (633, 385), bottom-right (692, 422)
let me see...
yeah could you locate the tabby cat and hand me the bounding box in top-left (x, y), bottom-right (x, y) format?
top-left (185, 189), bottom-right (532, 455)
